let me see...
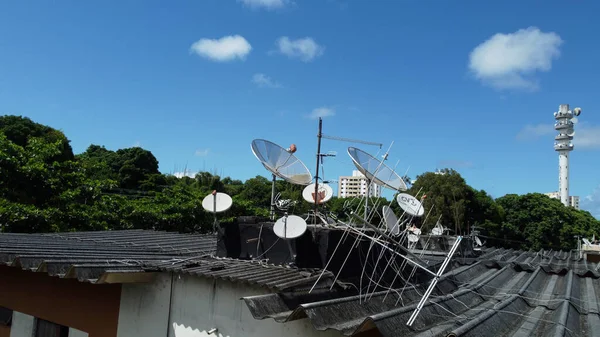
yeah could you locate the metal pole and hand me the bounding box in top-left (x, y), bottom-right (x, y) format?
top-left (212, 190), bottom-right (217, 232)
top-left (314, 118), bottom-right (323, 224)
top-left (270, 174), bottom-right (276, 221)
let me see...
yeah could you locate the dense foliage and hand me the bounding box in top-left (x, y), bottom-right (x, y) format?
top-left (1, 115), bottom-right (599, 250)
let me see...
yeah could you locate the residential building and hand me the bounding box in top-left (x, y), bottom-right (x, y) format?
top-left (338, 170), bottom-right (382, 198)
top-left (544, 191), bottom-right (580, 210)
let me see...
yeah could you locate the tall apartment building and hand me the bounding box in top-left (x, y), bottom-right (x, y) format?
top-left (338, 170), bottom-right (382, 198)
top-left (544, 192), bottom-right (580, 210)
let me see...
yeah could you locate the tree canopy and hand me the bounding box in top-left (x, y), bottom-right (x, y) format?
top-left (1, 115), bottom-right (599, 250)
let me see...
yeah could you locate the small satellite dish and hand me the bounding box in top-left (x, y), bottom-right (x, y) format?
top-left (347, 147), bottom-right (407, 191)
top-left (408, 233), bottom-right (419, 243)
top-left (251, 139), bottom-right (312, 185)
top-left (571, 117), bottom-right (579, 124)
top-left (431, 225), bottom-right (443, 236)
top-left (202, 191), bottom-right (233, 213)
top-left (273, 215), bottom-right (307, 239)
top-left (567, 129), bottom-right (575, 137)
top-left (396, 193), bottom-right (425, 217)
top-left (302, 183), bottom-right (333, 204)
top-left (382, 205), bottom-right (400, 235)
top-left (474, 236), bottom-right (483, 246)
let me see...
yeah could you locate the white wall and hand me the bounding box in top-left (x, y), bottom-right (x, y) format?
top-left (9, 312), bottom-right (34, 337)
top-left (68, 327), bottom-right (89, 337)
top-left (116, 273), bottom-right (172, 337)
top-left (116, 272), bottom-right (342, 337)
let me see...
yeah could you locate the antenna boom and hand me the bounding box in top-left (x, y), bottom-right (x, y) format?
top-left (321, 134), bottom-right (383, 148)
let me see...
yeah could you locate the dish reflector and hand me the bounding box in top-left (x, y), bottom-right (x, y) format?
top-left (475, 236), bottom-right (483, 246)
top-left (273, 215), bottom-right (307, 239)
top-left (382, 205), bottom-right (400, 235)
top-left (347, 147), bottom-right (407, 191)
top-left (396, 193), bottom-right (425, 217)
top-left (407, 233), bottom-right (419, 243)
top-left (302, 183), bottom-right (333, 204)
top-left (251, 139), bottom-right (312, 185)
top-left (431, 223), bottom-right (443, 236)
top-left (202, 192), bottom-right (233, 213)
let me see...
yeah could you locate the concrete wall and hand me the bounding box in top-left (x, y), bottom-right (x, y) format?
top-left (117, 272), bottom-right (342, 337)
top-left (70, 327), bottom-right (90, 337)
top-left (9, 312), bottom-right (34, 337)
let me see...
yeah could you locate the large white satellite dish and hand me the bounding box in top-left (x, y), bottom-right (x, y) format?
top-left (251, 139), bottom-right (313, 219)
top-left (396, 193), bottom-right (425, 217)
top-left (382, 205), bottom-right (400, 235)
top-left (202, 191), bottom-right (233, 232)
top-left (347, 147), bottom-right (407, 191)
top-left (202, 192), bottom-right (233, 213)
top-left (273, 215), bottom-right (307, 239)
top-left (302, 183), bottom-right (333, 204)
top-left (251, 139), bottom-right (312, 185)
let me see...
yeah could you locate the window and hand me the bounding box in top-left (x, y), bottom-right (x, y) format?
top-left (0, 307), bottom-right (12, 326)
top-left (34, 319), bottom-right (69, 337)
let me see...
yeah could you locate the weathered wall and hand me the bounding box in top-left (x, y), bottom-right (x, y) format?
top-left (0, 326), bottom-right (9, 337)
top-left (116, 271), bottom-right (342, 337)
top-left (0, 266), bottom-right (121, 337)
top-left (9, 312), bottom-right (34, 337)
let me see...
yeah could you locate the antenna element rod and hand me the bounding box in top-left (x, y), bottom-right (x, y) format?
top-left (314, 118), bottom-right (323, 224)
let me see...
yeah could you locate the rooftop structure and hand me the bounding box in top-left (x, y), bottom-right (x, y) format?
top-left (544, 192), bottom-right (581, 210)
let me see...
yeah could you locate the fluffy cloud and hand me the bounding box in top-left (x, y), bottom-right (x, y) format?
top-left (239, 0), bottom-right (289, 9)
top-left (308, 107), bottom-right (335, 119)
top-left (190, 35), bottom-right (251, 62)
top-left (516, 122), bottom-right (600, 149)
top-left (195, 148), bottom-right (210, 156)
top-left (468, 27), bottom-right (563, 90)
top-left (582, 185), bottom-right (600, 219)
top-left (252, 73), bottom-right (282, 88)
top-left (276, 37), bottom-right (324, 62)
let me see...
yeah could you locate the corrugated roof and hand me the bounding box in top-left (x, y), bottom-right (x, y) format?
top-left (243, 247), bottom-right (600, 337)
top-left (0, 230), bottom-right (336, 289)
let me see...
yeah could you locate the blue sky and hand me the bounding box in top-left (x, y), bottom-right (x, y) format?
top-left (1, 0), bottom-right (599, 217)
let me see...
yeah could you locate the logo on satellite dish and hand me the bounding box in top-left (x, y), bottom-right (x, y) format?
top-left (396, 193), bottom-right (425, 217)
top-left (303, 183), bottom-right (333, 204)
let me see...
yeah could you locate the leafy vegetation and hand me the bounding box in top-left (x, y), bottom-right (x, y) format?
top-left (1, 115), bottom-right (599, 250)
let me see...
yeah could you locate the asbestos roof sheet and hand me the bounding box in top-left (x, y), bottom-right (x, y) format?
top-left (243, 247), bottom-right (600, 337)
top-left (0, 230), bottom-right (336, 289)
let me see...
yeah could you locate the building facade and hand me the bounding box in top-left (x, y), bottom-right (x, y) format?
top-left (338, 170), bottom-right (382, 198)
top-left (544, 191), bottom-right (580, 210)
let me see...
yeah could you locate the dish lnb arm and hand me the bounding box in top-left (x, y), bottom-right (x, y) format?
top-left (320, 134), bottom-right (383, 148)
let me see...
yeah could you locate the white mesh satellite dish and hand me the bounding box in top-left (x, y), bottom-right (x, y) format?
top-left (302, 183), bottom-right (333, 204)
top-left (273, 215), bottom-right (307, 239)
top-left (382, 205), bottom-right (400, 235)
top-left (347, 147), bottom-right (407, 191)
top-left (251, 139), bottom-right (312, 185)
top-left (202, 191), bottom-right (233, 232)
top-left (396, 193), bottom-right (425, 217)
top-left (251, 139), bottom-right (313, 219)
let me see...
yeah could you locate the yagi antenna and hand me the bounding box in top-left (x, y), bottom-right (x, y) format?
top-left (251, 139), bottom-right (312, 220)
top-left (202, 190), bottom-right (233, 232)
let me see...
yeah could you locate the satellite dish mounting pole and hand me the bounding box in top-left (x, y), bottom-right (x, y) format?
top-left (212, 190), bottom-right (217, 232)
top-left (314, 117), bottom-right (323, 224)
top-left (270, 173), bottom-right (276, 220)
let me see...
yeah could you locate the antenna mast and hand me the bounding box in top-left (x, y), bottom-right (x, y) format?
top-left (314, 118), bottom-right (323, 224)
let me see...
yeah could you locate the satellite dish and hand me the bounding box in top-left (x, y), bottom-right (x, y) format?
top-left (571, 117), bottom-right (579, 124)
top-left (302, 183), bottom-right (333, 204)
top-left (431, 226), bottom-right (443, 236)
top-left (567, 129), bottom-right (575, 137)
top-left (407, 233), bottom-right (419, 243)
top-left (396, 193), bottom-right (425, 217)
top-left (347, 147), bottom-right (407, 191)
top-left (382, 205), bottom-right (400, 235)
top-left (273, 215), bottom-right (307, 239)
top-left (251, 139), bottom-right (312, 185)
top-left (202, 192), bottom-right (233, 213)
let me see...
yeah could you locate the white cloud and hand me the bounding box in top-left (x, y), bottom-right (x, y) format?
top-left (174, 171), bottom-right (198, 178)
top-left (239, 0), bottom-right (289, 9)
top-left (582, 185), bottom-right (600, 219)
top-left (195, 148), bottom-right (210, 156)
top-left (468, 27), bottom-right (563, 90)
top-left (516, 124), bottom-right (555, 140)
top-left (516, 122), bottom-right (600, 149)
top-left (308, 107), bottom-right (335, 119)
top-left (276, 37), bottom-right (324, 62)
top-left (252, 73), bottom-right (282, 88)
top-left (190, 35), bottom-right (251, 62)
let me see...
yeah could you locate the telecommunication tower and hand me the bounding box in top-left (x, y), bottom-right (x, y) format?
top-left (553, 104), bottom-right (581, 207)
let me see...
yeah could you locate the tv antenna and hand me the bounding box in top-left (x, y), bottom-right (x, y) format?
top-left (251, 139), bottom-right (312, 220)
top-left (201, 190), bottom-right (233, 233)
